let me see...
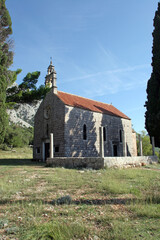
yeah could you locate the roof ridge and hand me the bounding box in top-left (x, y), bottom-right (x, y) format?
top-left (57, 90), bottom-right (130, 120)
top-left (58, 90), bottom-right (112, 106)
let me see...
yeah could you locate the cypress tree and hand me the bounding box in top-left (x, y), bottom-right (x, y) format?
top-left (145, 2), bottom-right (160, 147)
top-left (0, 0), bottom-right (13, 143)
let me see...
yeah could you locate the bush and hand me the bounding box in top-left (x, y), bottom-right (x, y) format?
top-left (0, 143), bottom-right (9, 151)
top-left (3, 123), bottom-right (33, 148)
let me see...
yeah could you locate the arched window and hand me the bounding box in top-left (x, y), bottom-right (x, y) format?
top-left (83, 124), bottom-right (87, 140)
top-left (119, 129), bottom-right (122, 142)
top-left (103, 127), bottom-right (106, 141)
top-left (46, 124), bottom-right (49, 136)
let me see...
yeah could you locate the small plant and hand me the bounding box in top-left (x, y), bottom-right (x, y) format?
top-left (0, 144), bottom-right (9, 151)
top-left (52, 195), bottom-right (72, 205)
top-left (0, 219), bottom-right (8, 228)
top-left (5, 226), bottom-right (19, 234)
top-left (0, 152), bottom-right (160, 239)
top-left (20, 221), bottom-right (89, 240)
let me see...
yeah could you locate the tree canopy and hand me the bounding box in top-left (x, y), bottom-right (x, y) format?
top-left (145, 2), bottom-right (160, 147)
top-left (6, 71), bottom-right (51, 104)
top-left (0, 0), bottom-right (50, 147)
top-left (0, 0), bottom-right (13, 143)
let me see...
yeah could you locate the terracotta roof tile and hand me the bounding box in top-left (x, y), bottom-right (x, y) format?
top-left (57, 91), bottom-right (130, 120)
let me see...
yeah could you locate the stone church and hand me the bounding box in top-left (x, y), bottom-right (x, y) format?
top-left (33, 61), bottom-right (137, 161)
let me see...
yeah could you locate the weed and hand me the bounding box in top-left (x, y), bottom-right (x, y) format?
top-left (20, 221), bottom-right (89, 240)
top-left (0, 152), bottom-right (160, 239)
top-left (129, 203), bottom-right (160, 218)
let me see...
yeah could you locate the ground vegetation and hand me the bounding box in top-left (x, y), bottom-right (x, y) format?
top-left (0, 150), bottom-right (160, 239)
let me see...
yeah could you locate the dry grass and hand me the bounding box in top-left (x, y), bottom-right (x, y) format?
top-left (0, 147), bottom-right (32, 159)
top-left (0, 149), bottom-right (160, 239)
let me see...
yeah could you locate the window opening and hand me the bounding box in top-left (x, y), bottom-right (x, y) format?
top-left (46, 124), bottom-right (49, 136)
top-left (55, 146), bottom-right (59, 152)
top-left (113, 145), bottom-right (118, 156)
top-left (119, 130), bottom-right (122, 142)
top-left (36, 147), bottom-right (40, 154)
top-left (103, 127), bottom-right (106, 141)
top-left (83, 124), bottom-right (87, 140)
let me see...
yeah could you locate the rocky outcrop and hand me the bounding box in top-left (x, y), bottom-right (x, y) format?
top-left (7, 101), bottom-right (41, 128)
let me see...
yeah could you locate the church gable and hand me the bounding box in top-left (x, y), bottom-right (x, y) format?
top-left (57, 91), bottom-right (130, 120)
top-left (34, 90), bottom-right (66, 160)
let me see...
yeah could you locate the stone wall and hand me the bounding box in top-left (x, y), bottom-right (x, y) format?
top-left (64, 106), bottom-right (135, 157)
top-left (121, 118), bottom-right (137, 156)
top-left (46, 157), bottom-right (103, 170)
top-left (132, 130), bottom-right (137, 156)
top-left (34, 90), bottom-right (137, 160)
top-left (46, 156), bottom-right (157, 169)
top-left (33, 90), bottom-right (65, 160)
top-left (64, 106), bottom-right (99, 157)
top-left (104, 156), bottom-right (158, 168)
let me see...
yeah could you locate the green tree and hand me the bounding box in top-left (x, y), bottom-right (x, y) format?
top-left (0, 0), bottom-right (14, 143)
top-left (6, 71), bottom-right (51, 104)
top-left (137, 131), bottom-right (160, 161)
top-left (137, 131), bottom-right (152, 156)
top-left (145, 2), bottom-right (160, 147)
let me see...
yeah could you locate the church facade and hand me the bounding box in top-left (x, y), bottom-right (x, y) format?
top-left (33, 61), bottom-right (137, 161)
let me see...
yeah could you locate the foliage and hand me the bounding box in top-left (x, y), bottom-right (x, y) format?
top-left (6, 71), bottom-right (51, 104)
top-left (21, 221), bottom-right (88, 240)
top-left (137, 131), bottom-right (152, 156)
top-left (137, 131), bottom-right (160, 161)
top-left (0, 163), bottom-right (160, 239)
top-left (19, 71), bottom-right (40, 90)
top-left (145, 2), bottom-right (160, 147)
top-left (0, 0), bottom-right (13, 143)
top-left (0, 2), bottom-right (50, 142)
top-left (1, 123), bottom-right (33, 148)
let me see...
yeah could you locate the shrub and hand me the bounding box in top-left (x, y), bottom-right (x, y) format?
top-left (3, 123), bottom-right (33, 148)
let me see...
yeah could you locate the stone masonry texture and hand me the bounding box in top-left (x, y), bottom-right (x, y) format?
top-left (34, 90), bottom-right (137, 160)
top-left (46, 156), bottom-right (158, 169)
top-left (64, 105), bottom-right (136, 157)
top-left (33, 90), bottom-right (65, 160)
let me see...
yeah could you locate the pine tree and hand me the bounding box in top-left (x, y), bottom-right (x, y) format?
top-left (6, 71), bottom-right (51, 104)
top-left (145, 2), bottom-right (160, 147)
top-left (0, 0), bottom-right (13, 143)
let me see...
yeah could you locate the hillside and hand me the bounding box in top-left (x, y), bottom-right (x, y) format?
top-left (7, 101), bottom-right (41, 128)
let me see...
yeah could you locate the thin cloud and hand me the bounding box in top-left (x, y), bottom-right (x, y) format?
top-left (64, 63), bottom-right (150, 83)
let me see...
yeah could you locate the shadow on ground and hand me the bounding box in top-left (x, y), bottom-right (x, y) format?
top-left (0, 159), bottom-right (45, 166)
top-left (0, 198), bottom-right (137, 206)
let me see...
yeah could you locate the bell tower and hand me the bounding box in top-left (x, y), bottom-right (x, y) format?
top-left (45, 58), bottom-right (57, 94)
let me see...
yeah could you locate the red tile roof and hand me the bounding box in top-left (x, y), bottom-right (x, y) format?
top-left (57, 91), bottom-right (130, 120)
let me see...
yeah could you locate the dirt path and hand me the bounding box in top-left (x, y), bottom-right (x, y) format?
top-left (142, 166), bottom-right (160, 172)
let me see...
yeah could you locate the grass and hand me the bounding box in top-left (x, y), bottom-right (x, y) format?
top-left (0, 148), bottom-right (160, 239)
top-left (0, 147), bottom-right (32, 159)
top-left (20, 221), bottom-right (89, 240)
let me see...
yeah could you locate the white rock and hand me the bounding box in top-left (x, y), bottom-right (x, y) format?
top-left (7, 101), bottom-right (41, 128)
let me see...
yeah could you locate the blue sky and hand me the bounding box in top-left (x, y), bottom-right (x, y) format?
top-left (6, 0), bottom-right (159, 133)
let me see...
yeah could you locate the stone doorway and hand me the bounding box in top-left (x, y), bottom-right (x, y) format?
top-left (45, 142), bottom-right (50, 160)
top-left (113, 144), bottom-right (118, 156)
